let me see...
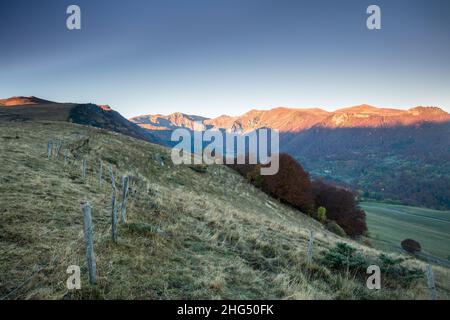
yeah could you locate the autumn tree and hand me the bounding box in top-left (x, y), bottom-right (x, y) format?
top-left (312, 180), bottom-right (367, 237)
top-left (232, 153), bottom-right (315, 214)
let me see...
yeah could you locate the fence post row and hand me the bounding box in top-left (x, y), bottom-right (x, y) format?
top-left (48, 138), bottom-right (132, 246)
top-left (82, 203), bottom-right (97, 285)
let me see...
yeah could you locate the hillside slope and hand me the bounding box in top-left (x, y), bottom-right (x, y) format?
top-left (1, 121), bottom-right (449, 299)
top-left (0, 97), bottom-right (160, 144)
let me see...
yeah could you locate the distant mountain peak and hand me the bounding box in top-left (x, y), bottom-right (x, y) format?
top-left (335, 104), bottom-right (399, 114)
top-left (167, 112), bottom-right (208, 122)
top-left (99, 105), bottom-right (112, 111)
top-left (408, 106), bottom-right (448, 116)
top-left (130, 112), bottom-right (209, 131)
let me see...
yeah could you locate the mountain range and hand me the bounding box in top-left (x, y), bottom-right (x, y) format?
top-left (2, 96), bottom-right (449, 209)
top-left (131, 104), bottom-right (450, 133)
top-left (131, 104), bottom-right (450, 210)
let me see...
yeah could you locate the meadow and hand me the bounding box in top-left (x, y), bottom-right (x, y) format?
top-left (362, 202), bottom-right (450, 260)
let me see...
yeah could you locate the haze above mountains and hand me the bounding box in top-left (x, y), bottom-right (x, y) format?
top-left (1, 96), bottom-right (449, 210)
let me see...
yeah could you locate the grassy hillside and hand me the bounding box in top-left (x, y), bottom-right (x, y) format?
top-left (362, 202), bottom-right (450, 260)
top-left (1, 122), bottom-right (449, 300)
top-left (0, 103), bottom-right (74, 122)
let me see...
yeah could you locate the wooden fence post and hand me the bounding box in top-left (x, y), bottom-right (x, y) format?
top-left (64, 150), bottom-right (68, 165)
top-left (47, 141), bottom-right (53, 159)
top-left (307, 230), bottom-right (315, 264)
top-left (111, 190), bottom-right (118, 242)
top-left (121, 176), bottom-right (129, 224)
top-left (109, 165), bottom-right (118, 242)
top-left (82, 159), bottom-right (87, 180)
top-left (426, 264), bottom-right (437, 300)
top-left (56, 141), bottom-right (62, 159)
top-left (109, 165), bottom-right (115, 189)
top-left (99, 161), bottom-right (103, 188)
top-left (82, 203), bottom-right (97, 285)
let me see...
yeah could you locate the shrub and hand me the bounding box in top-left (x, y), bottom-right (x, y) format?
top-left (317, 206), bottom-right (327, 223)
top-left (254, 174), bottom-right (264, 187)
top-left (378, 254), bottom-right (424, 287)
top-left (246, 166), bottom-right (264, 187)
top-left (312, 180), bottom-right (367, 237)
top-left (361, 238), bottom-right (372, 247)
top-left (321, 244), bottom-right (424, 288)
top-left (325, 220), bottom-right (347, 237)
top-left (401, 239), bottom-right (421, 253)
top-left (320, 242), bottom-right (367, 272)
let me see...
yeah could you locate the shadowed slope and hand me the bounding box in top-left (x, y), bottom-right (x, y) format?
top-left (0, 97), bottom-right (160, 144)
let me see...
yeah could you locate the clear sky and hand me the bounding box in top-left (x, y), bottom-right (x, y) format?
top-left (0, 0), bottom-right (449, 118)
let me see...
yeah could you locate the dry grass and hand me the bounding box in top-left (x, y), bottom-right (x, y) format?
top-left (0, 121), bottom-right (449, 300)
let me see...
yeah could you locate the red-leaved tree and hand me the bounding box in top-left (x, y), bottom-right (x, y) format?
top-left (245, 153), bottom-right (315, 214)
top-left (312, 180), bottom-right (367, 237)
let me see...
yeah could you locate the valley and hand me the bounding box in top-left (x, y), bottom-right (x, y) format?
top-left (362, 202), bottom-right (450, 261)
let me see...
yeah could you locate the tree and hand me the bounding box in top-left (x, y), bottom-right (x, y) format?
top-left (257, 154), bottom-right (315, 214)
top-left (401, 239), bottom-right (421, 254)
top-left (234, 153), bottom-right (315, 214)
top-left (230, 155), bottom-right (367, 236)
top-left (317, 206), bottom-right (327, 223)
top-left (312, 180), bottom-right (367, 237)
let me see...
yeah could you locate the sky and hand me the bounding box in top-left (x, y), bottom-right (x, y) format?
top-left (0, 0), bottom-right (449, 118)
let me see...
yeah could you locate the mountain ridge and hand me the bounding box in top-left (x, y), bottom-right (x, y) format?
top-left (0, 96), bottom-right (160, 144)
top-left (130, 104), bottom-right (450, 133)
top-left (3, 97), bottom-right (448, 132)
top-left (0, 96), bottom-right (54, 106)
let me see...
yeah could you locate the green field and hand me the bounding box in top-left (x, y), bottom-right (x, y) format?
top-left (361, 202), bottom-right (450, 260)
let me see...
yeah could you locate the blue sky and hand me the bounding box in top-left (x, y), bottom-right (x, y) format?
top-left (0, 0), bottom-right (449, 118)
